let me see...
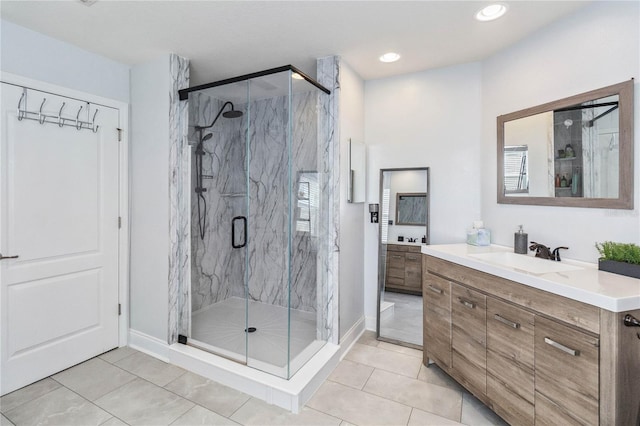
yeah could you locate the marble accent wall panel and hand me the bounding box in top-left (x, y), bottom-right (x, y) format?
top-left (168, 54), bottom-right (190, 344)
top-left (316, 56), bottom-right (340, 344)
top-left (189, 93), bottom-right (246, 313)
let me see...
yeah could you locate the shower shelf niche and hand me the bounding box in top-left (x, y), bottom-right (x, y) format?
top-left (220, 193), bottom-right (247, 197)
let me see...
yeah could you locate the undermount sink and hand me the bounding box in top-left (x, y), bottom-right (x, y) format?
top-left (469, 251), bottom-right (582, 274)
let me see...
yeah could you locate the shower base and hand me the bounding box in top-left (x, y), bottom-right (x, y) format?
top-left (190, 297), bottom-right (324, 378)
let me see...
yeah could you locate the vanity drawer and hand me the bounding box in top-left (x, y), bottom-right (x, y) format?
top-left (423, 273), bottom-right (451, 368)
top-left (486, 298), bottom-right (534, 425)
top-left (534, 316), bottom-right (599, 425)
top-left (451, 283), bottom-right (487, 394)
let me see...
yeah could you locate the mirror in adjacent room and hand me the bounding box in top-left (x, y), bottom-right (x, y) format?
top-left (377, 167), bottom-right (429, 348)
top-left (497, 80), bottom-right (634, 209)
top-left (348, 139), bottom-right (365, 203)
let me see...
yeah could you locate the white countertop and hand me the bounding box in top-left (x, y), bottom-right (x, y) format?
top-left (422, 243), bottom-right (640, 312)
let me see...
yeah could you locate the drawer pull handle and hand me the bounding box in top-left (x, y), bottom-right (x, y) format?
top-left (406, 256), bottom-right (418, 260)
top-left (544, 337), bottom-right (579, 356)
top-left (391, 255), bottom-right (403, 259)
top-left (494, 314), bottom-right (520, 329)
top-left (428, 285), bottom-right (443, 295)
top-left (458, 297), bottom-right (475, 309)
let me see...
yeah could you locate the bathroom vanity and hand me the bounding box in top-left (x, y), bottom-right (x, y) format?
top-left (422, 244), bottom-right (640, 426)
top-left (385, 243), bottom-right (423, 295)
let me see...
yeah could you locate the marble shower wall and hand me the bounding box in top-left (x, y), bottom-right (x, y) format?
top-left (189, 84), bottom-right (322, 314)
top-left (316, 56), bottom-right (340, 345)
top-left (168, 54), bottom-right (190, 343)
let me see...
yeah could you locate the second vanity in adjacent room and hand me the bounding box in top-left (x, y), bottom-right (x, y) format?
top-left (422, 244), bottom-right (640, 426)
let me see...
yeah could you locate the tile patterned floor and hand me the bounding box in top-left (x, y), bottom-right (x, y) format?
top-left (0, 331), bottom-right (508, 426)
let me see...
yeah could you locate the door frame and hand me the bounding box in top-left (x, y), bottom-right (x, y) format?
top-left (0, 71), bottom-right (130, 346)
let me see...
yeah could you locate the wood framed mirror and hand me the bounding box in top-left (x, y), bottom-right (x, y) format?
top-left (497, 80), bottom-right (634, 209)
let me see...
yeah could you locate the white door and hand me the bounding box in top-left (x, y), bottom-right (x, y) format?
top-left (0, 83), bottom-right (120, 395)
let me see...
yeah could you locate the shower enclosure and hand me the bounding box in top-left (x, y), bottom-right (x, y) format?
top-left (178, 66), bottom-right (330, 379)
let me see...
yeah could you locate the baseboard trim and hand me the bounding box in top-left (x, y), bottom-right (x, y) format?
top-left (338, 316), bottom-right (365, 359)
top-left (128, 329), bottom-right (170, 362)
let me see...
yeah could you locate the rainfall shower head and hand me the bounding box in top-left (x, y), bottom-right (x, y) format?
top-left (223, 108), bottom-right (243, 119)
top-left (195, 101), bottom-right (243, 131)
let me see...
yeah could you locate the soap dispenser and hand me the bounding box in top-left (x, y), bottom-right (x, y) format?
top-left (514, 225), bottom-right (528, 254)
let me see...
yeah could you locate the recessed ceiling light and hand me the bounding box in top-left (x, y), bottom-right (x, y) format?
top-left (379, 52), bottom-right (401, 63)
top-left (291, 72), bottom-right (304, 80)
top-left (475, 4), bottom-right (508, 21)
top-left (77, 0), bottom-right (98, 6)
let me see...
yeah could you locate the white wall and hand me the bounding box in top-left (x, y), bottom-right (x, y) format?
top-left (338, 61), bottom-right (366, 339)
top-left (481, 1), bottom-right (640, 262)
top-left (129, 56), bottom-right (171, 341)
top-left (363, 62), bottom-right (483, 327)
top-left (0, 20), bottom-right (130, 102)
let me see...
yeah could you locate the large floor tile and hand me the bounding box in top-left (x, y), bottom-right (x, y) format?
top-left (344, 343), bottom-right (422, 378)
top-left (356, 330), bottom-right (380, 347)
top-left (231, 398), bottom-right (341, 425)
top-left (4, 387), bottom-right (111, 426)
top-left (95, 378), bottom-right (193, 425)
top-left (409, 408), bottom-right (464, 425)
top-left (99, 346), bottom-right (138, 364)
top-left (164, 371), bottom-right (250, 417)
top-left (171, 405), bottom-right (239, 425)
top-left (53, 358), bottom-right (136, 401)
top-left (307, 381), bottom-right (411, 426)
top-left (377, 341), bottom-right (423, 359)
top-left (1, 414), bottom-right (14, 426)
top-left (0, 378), bottom-right (61, 413)
top-left (363, 369), bottom-right (462, 422)
top-left (100, 417), bottom-right (128, 426)
top-left (460, 393), bottom-right (508, 426)
top-left (327, 360), bottom-right (374, 390)
top-left (417, 364), bottom-right (465, 393)
top-left (114, 351), bottom-right (186, 386)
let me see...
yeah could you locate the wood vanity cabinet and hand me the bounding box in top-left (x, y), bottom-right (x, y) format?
top-left (451, 283), bottom-right (487, 396)
top-left (385, 244), bottom-right (422, 294)
top-left (534, 316), bottom-right (599, 425)
top-left (423, 254), bottom-right (640, 426)
top-left (486, 298), bottom-right (535, 426)
top-left (422, 267), bottom-right (451, 368)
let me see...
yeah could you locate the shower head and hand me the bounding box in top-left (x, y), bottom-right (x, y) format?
top-left (223, 108), bottom-right (243, 119)
top-left (201, 133), bottom-right (213, 142)
top-left (196, 101), bottom-right (243, 131)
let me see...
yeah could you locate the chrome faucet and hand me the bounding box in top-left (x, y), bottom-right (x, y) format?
top-left (529, 242), bottom-right (568, 261)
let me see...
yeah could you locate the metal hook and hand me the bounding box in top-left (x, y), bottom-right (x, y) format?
top-left (91, 109), bottom-right (99, 133)
top-left (17, 92), bottom-right (26, 120)
top-left (58, 102), bottom-right (66, 127)
top-left (76, 105), bottom-right (83, 130)
top-left (38, 99), bottom-right (47, 124)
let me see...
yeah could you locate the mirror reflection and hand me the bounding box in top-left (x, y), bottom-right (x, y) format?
top-left (396, 193), bottom-right (427, 225)
top-left (503, 95), bottom-right (619, 199)
top-left (377, 168), bottom-right (429, 348)
top-left (497, 80), bottom-right (633, 209)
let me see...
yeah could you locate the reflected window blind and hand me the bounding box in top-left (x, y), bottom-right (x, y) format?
top-left (504, 145), bottom-right (529, 194)
top-left (381, 189), bottom-right (390, 243)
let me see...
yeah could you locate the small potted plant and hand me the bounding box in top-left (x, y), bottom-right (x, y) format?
top-left (596, 241), bottom-right (640, 279)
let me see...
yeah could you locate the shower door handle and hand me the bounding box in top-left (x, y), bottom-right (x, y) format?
top-left (232, 216), bottom-right (247, 249)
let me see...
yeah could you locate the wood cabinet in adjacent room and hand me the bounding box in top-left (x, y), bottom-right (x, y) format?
top-left (385, 244), bottom-right (422, 294)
